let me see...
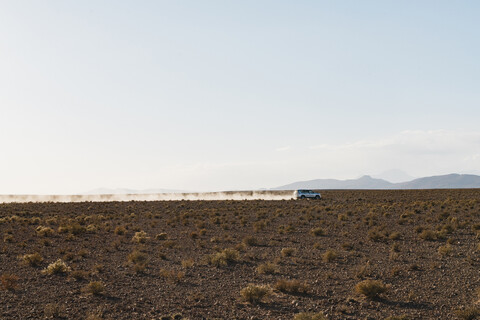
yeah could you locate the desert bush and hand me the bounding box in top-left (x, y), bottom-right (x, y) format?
top-left (419, 229), bottom-right (437, 241)
top-left (86, 224), bottom-right (97, 233)
top-left (83, 281), bottom-right (105, 296)
top-left (322, 250), bottom-right (338, 262)
top-left (0, 273), bottom-right (18, 291)
top-left (257, 262), bottom-right (278, 275)
top-left (22, 252), bottom-right (43, 266)
top-left (240, 284), bottom-right (271, 304)
top-left (207, 248), bottom-right (240, 267)
top-left (43, 259), bottom-right (71, 275)
top-left (389, 232), bottom-right (401, 240)
top-left (293, 313), bottom-right (326, 320)
top-left (159, 269), bottom-right (185, 283)
top-left (275, 279), bottom-right (309, 294)
top-left (438, 244), bottom-right (453, 256)
top-left (128, 250), bottom-right (148, 265)
top-left (181, 259), bottom-right (194, 269)
top-left (68, 223), bottom-right (86, 235)
top-left (155, 232), bottom-right (168, 240)
top-left (36, 226), bottom-right (55, 237)
top-left (44, 303), bottom-right (66, 318)
top-left (354, 279), bottom-right (388, 299)
top-left (114, 226), bottom-right (126, 235)
top-left (132, 231), bottom-right (149, 243)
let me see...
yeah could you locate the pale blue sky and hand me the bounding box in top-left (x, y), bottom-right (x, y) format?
top-left (1, 1), bottom-right (479, 194)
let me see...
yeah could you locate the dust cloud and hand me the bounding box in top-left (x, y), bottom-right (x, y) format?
top-left (0, 191), bottom-right (295, 203)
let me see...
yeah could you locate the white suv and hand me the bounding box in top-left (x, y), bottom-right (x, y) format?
top-left (294, 189), bottom-right (321, 200)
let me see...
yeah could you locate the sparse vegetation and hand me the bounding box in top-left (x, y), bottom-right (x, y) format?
top-left (1, 189), bottom-right (479, 318)
top-left (355, 279), bottom-right (388, 299)
top-left (42, 259), bottom-right (71, 275)
top-left (240, 284), bottom-right (271, 304)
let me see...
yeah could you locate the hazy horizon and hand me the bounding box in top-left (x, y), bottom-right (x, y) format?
top-left (1, 1), bottom-right (479, 194)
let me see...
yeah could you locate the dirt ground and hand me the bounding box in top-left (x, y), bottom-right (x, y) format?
top-left (1, 189), bottom-right (479, 319)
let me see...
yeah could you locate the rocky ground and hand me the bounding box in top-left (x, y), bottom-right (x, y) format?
top-left (1, 189), bottom-right (479, 319)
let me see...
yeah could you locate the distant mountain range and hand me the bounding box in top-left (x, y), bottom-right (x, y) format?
top-left (274, 173), bottom-right (480, 190)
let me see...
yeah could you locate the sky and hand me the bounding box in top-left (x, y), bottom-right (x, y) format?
top-left (1, 1), bottom-right (480, 194)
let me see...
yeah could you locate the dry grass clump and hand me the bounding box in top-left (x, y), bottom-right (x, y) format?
top-left (354, 280), bottom-right (388, 299)
top-left (240, 284), bottom-right (271, 304)
top-left (36, 226), bottom-right (55, 237)
top-left (42, 259), bottom-right (71, 275)
top-left (1, 273), bottom-right (19, 291)
top-left (322, 250), bottom-right (338, 262)
top-left (114, 226), bottom-right (126, 235)
top-left (419, 229), bottom-right (437, 241)
top-left (293, 312), bottom-right (326, 320)
top-left (82, 281), bottom-right (105, 296)
top-left (275, 279), bottom-right (309, 294)
top-left (132, 231), bottom-right (149, 243)
top-left (242, 236), bottom-right (258, 246)
top-left (181, 259), bottom-right (194, 269)
top-left (207, 248), bottom-right (240, 267)
top-left (159, 269), bottom-right (185, 283)
top-left (44, 303), bottom-right (66, 318)
top-left (128, 250), bottom-right (149, 273)
top-left (155, 233), bottom-right (168, 240)
top-left (22, 252), bottom-right (43, 266)
top-left (257, 262), bottom-right (278, 275)
top-left (438, 244), bottom-right (453, 256)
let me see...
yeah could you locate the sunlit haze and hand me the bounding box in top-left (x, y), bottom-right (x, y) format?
top-left (1, 1), bottom-right (479, 194)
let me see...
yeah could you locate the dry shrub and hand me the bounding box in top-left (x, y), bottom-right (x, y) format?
top-left (207, 248), bottom-right (240, 267)
top-left (42, 259), bottom-right (71, 275)
top-left (114, 226), bottom-right (126, 235)
top-left (419, 229), bottom-right (437, 241)
top-left (181, 259), bottom-right (194, 269)
top-left (22, 252), bottom-right (43, 267)
top-left (132, 231), bottom-right (149, 244)
top-left (83, 281), bottom-right (105, 296)
top-left (44, 303), bottom-right (66, 318)
top-left (257, 262), bottom-right (278, 275)
top-left (275, 279), bottom-right (309, 294)
top-left (293, 313), bottom-right (326, 320)
top-left (1, 273), bottom-right (18, 291)
top-left (128, 250), bottom-right (148, 265)
top-left (355, 280), bottom-right (388, 299)
top-left (322, 250), bottom-right (338, 262)
top-left (240, 284), bottom-right (271, 304)
top-left (242, 236), bottom-right (258, 246)
top-left (438, 244), bottom-right (453, 256)
top-left (159, 269), bottom-right (185, 283)
top-left (36, 226), bottom-right (55, 237)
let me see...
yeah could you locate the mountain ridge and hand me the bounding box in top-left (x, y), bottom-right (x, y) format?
top-left (274, 173), bottom-right (480, 190)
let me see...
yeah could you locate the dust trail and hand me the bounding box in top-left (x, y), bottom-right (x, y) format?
top-left (0, 191), bottom-right (295, 203)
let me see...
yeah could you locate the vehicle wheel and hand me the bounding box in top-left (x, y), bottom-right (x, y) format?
top-left (300, 195), bottom-right (306, 199)
top-left (315, 195), bottom-right (320, 200)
